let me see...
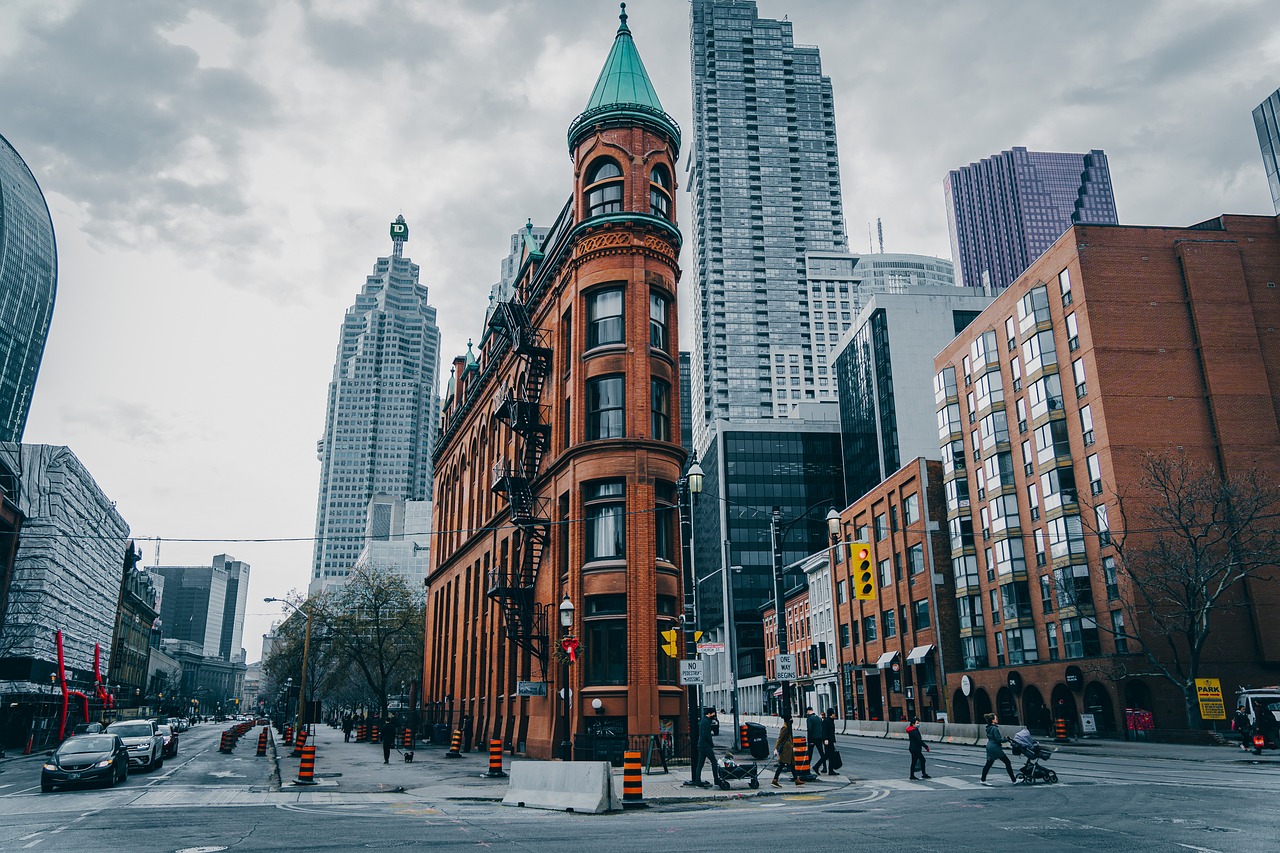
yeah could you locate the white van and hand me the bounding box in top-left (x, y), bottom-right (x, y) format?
top-left (1235, 687), bottom-right (1280, 753)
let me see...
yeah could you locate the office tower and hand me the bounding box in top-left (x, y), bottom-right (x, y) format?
top-left (0, 134), bottom-right (57, 442)
top-left (679, 351), bottom-right (693, 456)
top-left (487, 223), bottom-right (549, 316)
top-left (152, 555), bottom-right (249, 662)
top-left (935, 213), bottom-right (1280, 732)
top-left (426, 6), bottom-right (684, 756)
top-left (834, 285), bottom-right (994, 502)
top-left (688, 0), bottom-right (848, 450)
top-left (311, 216), bottom-right (441, 594)
top-left (944, 147), bottom-right (1118, 291)
top-left (351, 495), bottom-right (432, 590)
top-left (1253, 89), bottom-right (1280, 213)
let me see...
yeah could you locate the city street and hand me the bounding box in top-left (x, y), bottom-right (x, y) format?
top-left (0, 722), bottom-right (1275, 852)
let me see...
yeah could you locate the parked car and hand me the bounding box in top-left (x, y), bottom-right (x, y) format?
top-left (105, 719), bottom-right (164, 771)
top-left (42, 734), bottom-right (129, 792)
top-left (1237, 687), bottom-right (1280, 753)
top-left (156, 723), bottom-right (179, 758)
top-left (71, 722), bottom-right (103, 736)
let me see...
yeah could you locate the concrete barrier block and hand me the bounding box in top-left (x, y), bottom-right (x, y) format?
top-left (885, 722), bottom-right (909, 740)
top-left (502, 761), bottom-right (620, 814)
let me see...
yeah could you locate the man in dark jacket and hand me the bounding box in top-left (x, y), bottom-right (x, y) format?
top-left (907, 716), bottom-right (931, 779)
top-left (804, 707), bottom-right (823, 779)
top-left (690, 707), bottom-right (722, 788)
top-left (382, 716), bottom-right (395, 764)
top-left (814, 708), bottom-right (838, 774)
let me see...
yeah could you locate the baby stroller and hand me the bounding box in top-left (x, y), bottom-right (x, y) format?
top-left (717, 753), bottom-right (761, 790)
top-left (1009, 728), bottom-right (1058, 784)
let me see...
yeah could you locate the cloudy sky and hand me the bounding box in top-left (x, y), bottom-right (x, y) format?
top-left (2, 0), bottom-right (1277, 661)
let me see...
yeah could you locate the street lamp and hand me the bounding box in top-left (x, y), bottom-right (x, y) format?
top-left (679, 458), bottom-right (704, 783)
top-left (699, 561), bottom-right (743, 738)
top-left (770, 502), bottom-right (840, 723)
top-left (558, 594), bottom-right (575, 761)
top-left (265, 597), bottom-right (313, 736)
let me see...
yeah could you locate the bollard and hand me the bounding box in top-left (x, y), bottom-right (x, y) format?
top-left (403, 728), bottom-right (414, 763)
top-left (622, 750), bottom-right (647, 809)
top-left (739, 724), bottom-right (749, 751)
top-left (484, 739), bottom-right (506, 778)
top-left (292, 729), bottom-right (308, 757)
top-left (296, 743), bottom-right (317, 785)
top-left (445, 729), bottom-right (462, 758)
top-left (792, 734), bottom-right (810, 778)
top-left (256, 727), bottom-right (268, 757)
top-left (1054, 718), bottom-right (1069, 743)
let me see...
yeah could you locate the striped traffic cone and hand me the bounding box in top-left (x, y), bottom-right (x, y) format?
top-left (484, 739), bottom-right (506, 778)
top-left (622, 750), bottom-right (647, 809)
top-left (792, 735), bottom-right (809, 784)
top-left (256, 727), bottom-right (268, 757)
top-left (292, 728), bottom-right (308, 757)
top-left (445, 729), bottom-right (463, 758)
top-left (296, 743), bottom-right (317, 785)
top-left (402, 728), bottom-right (415, 763)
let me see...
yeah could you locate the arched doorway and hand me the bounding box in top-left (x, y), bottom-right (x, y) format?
top-left (951, 690), bottom-right (971, 724)
top-left (1022, 686), bottom-right (1049, 735)
top-left (1050, 683), bottom-right (1078, 736)
top-left (996, 687), bottom-right (1019, 725)
top-left (1083, 682), bottom-right (1116, 734)
top-left (1124, 679), bottom-right (1152, 711)
top-left (973, 688), bottom-right (993, 721)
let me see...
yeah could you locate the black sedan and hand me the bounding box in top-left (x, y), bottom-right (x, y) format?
top-left (42, 734), bottom-right (129, 792)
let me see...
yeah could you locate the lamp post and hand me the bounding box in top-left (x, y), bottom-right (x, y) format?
top-left (558, 594), bottom-right (575, 761)
top-left (769, 502), bottom-right (841, 722)
top-left (679, 459), bottom-right (704, 780)
top-left (699, 559), bottom-right (742, 739)
top-left (266, 597), bottom-right (313, 736)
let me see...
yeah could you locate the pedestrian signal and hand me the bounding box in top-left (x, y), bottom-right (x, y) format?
top-left (852, 543), bottom-right (875, 600)
top-left (660, 628), bottom-right (680, 658)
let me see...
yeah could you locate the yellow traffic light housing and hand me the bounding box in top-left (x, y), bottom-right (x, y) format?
top-left (660, 628), bottom-right (680, 658)
top-left (852, 542), bottom-right (875, 600)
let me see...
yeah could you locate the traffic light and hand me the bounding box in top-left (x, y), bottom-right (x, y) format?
top-left (818, 642), bottom-right (828, 668)
top-left (660, 628), bottom-right (679, 658)
top-left (852, 542), bottom-right (875, 600)
top-left (808, 646), bottom-right (819, 668)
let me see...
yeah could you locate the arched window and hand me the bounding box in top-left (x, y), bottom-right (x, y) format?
top-left (585, 158), bottom-right (624, 217)
top-left (649, 165), bottom-right (672, 219)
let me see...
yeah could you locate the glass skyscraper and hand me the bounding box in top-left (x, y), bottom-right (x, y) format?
top-left (688, 0), bottom-right (848, 452)
top-left (1253, 89), bottom-right (1280, 214)
top-left (310, 216), bottom-right (440, 594)
top-left (0, 133), bottom-right (57, 442)
top-left (944, 147), bottom-right (1118, 292)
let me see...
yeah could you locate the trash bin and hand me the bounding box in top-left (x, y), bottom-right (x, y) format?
top-left (744, 722), bottom-right (769, 760)
top-left (432, 723), bottom-right (450, 745)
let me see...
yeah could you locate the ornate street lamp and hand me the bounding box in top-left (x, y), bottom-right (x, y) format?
top-left (558, 594), bottom-right (575, 761)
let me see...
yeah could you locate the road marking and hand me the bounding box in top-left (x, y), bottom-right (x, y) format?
top-left (1176, 846), bottom-right (1225, 853)
top-left (22, 839), bottom-right (45, 848)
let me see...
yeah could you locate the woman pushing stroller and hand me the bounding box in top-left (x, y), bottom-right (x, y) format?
top-left (980, 712), bottom-right (1017, 784)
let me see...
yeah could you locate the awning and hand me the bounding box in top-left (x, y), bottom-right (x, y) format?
top-left (906, 644), bottom-right (934, 664)
top-left (876, 651), bottom-right (899, 669)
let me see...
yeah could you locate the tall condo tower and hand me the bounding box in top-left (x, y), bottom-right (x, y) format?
top-left (944, 147), bottom-right (1118, 292)
top-left (1253, 88), bottom-right (1280, 214)
top-left (0, 134), bottom-right (57, 442)
top-left (311, 217), bottom-right (441, 594)
top-left (688, 0), bottom-right (848, 452)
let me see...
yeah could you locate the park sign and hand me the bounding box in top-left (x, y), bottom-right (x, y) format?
top-left (1196, 678), bottom-right (1226, 720)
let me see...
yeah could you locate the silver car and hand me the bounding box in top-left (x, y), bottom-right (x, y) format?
top-left (105, 719), bottom-right (164, 771)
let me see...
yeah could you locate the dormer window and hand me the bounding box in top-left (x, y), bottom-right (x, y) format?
top-left (585, 158), bottom-right (624, 217)
top-left (649, 165), bottom-right (672, 219)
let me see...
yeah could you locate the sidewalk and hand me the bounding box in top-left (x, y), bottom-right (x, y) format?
top-left (275, 723), bottom-right (854, 802)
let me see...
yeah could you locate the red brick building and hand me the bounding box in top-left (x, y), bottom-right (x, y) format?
top-left (762, 582), bottom-right (811, 717)
top-left (423, 9), bottom-right (686, 758)
top-left (934, 215), bottom-right (1280, 735)
top-left (830, 459), bottom-right (958, 722)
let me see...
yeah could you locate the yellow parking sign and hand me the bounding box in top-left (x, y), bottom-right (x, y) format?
top-left (1195, 678), bottom-right (1226, 720)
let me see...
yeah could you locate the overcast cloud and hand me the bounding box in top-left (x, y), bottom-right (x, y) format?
top-left (1, 0), bottom-right (1276, 658)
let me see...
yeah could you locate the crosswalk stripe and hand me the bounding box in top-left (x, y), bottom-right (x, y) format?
top-left (931, 776), bottom-right (983, 789)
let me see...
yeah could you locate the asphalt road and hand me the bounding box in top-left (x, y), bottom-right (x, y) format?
top-left (0, 726), bottom-right (1274, 853)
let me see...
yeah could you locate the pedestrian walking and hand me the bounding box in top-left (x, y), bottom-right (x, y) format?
top-left (980, 712), bottom-right (1016, 784)
top-left (690, 707), bottom-right (722, 788)
top-left (804, 706), bottom-right (823, 777)
top-left (382, 716), bottom-right (395, 764)
top-left (907, 716), bottom-right (931, 779)
top-left (814, 709), bottom-right (837, 774)
top-left (771, 718), bottom-right (803, 787)
top-left (342, 713), bottom-right (353, 743)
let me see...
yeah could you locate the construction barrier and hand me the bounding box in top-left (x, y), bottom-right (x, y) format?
top-left (371, 725), bottom-right (379, 745)
top-left (256, 728), bottom-right (268, 757)
top-left (296, 743), bottom-right (317, 785)
top-left (445, 729), bottom-right (462, 758)
top-left (291, 728), bottom-right (308, 757)
top-left (501, 761), bottom-right (621, 813)
top-left (283, 725), bottom-right (294, 746)
top-left (1054, 718), bottom-right (1069, 743)
top-left (219, 730), bottom-right (234, 754)
top-left (792, 735), bottom-right (810, 776)
top-left (621, 750), bottom-right (646, 809)
top-left (402, 728), bottom-right (415, 762)
top-left (484, 739), bottom-right (506, 778)
top-left (356, 725), bottom-right (367, 743)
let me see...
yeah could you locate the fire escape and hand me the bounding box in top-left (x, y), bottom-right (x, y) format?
top-left (487, 299), bottom-right (553, 672)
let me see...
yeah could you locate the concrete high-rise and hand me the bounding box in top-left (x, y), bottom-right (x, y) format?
top-left (311, 217), bottom-right (441, 594)
top-left (152, 555), bottom-right (249, 662)
top-left (1253, 89), bottom-right (1280, 214)
top-left (688, 0), bottom-right (848, 450)
top-left (0, 134), bottom-right (57, 442)
top-left (944, 147), bottom-right (1118, 292)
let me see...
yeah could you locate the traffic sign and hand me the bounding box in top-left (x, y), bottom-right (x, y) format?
top-left (776, 653), bottom-right (797, 680)
top-left (679, 660), bottom-right (705, 685)
top-left (1195, 678), bottom-right (1226, 720)
top-left (697, 642), bottom-right (725, 654)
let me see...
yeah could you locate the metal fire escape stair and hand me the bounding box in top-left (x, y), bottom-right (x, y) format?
top-left (486, 300), bottom-right (553, 670)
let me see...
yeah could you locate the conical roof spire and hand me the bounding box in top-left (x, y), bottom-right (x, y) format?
top-left (568, 3), bottom-right (680, 151)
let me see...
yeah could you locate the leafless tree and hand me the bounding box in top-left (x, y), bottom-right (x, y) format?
top-left (1103, 453), bottom-right (1280, 728)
